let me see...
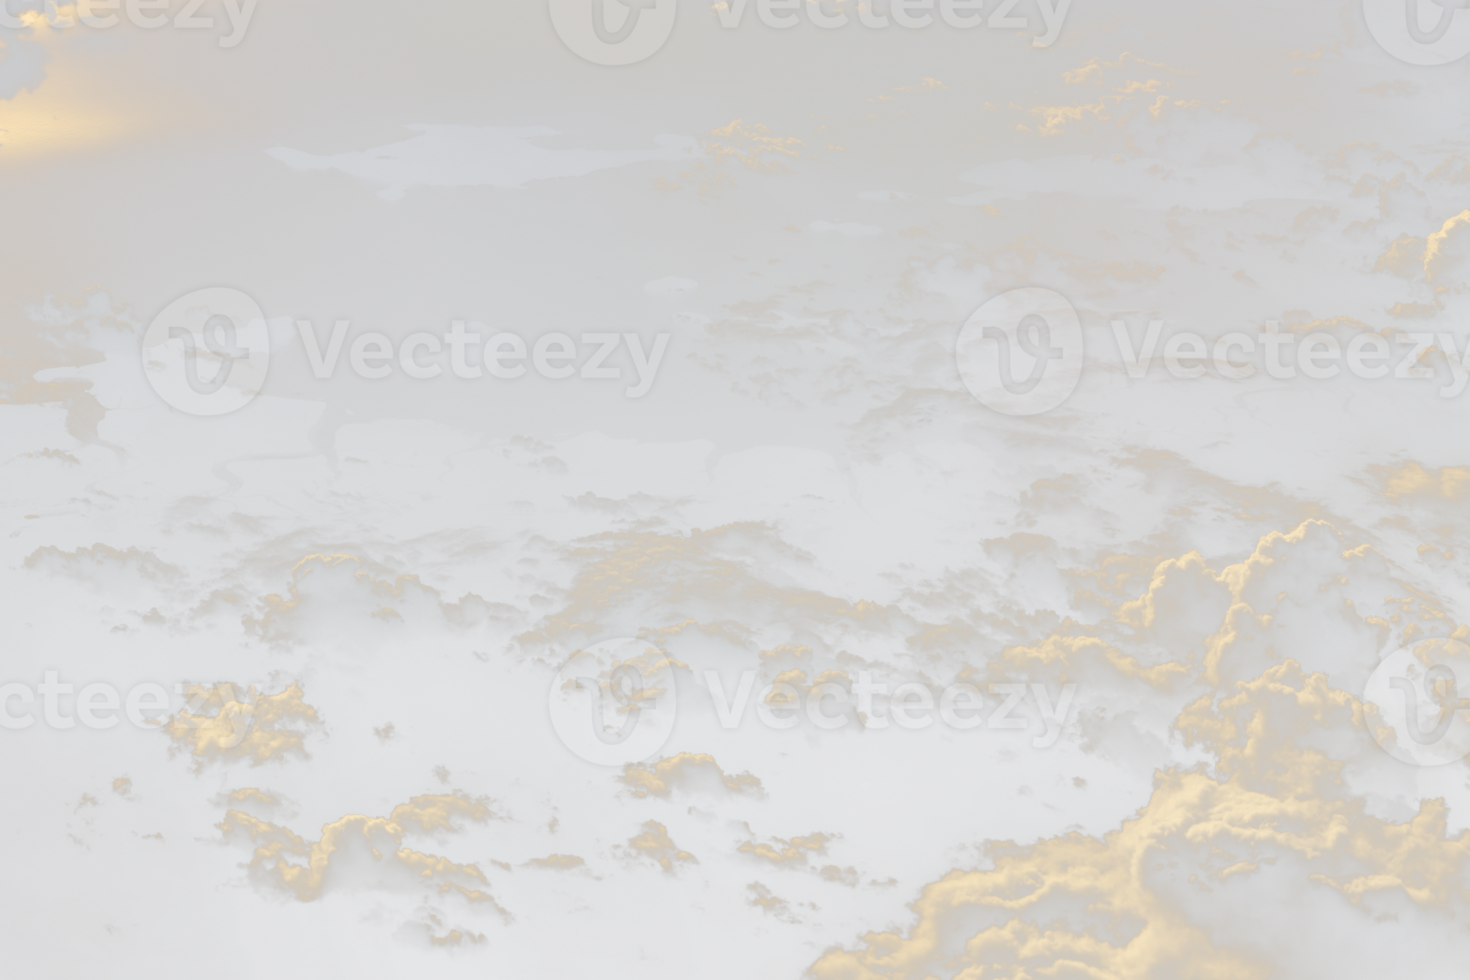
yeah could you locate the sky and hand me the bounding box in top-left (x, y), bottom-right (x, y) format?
top-left (5, 1), bottom-right (1470, 976)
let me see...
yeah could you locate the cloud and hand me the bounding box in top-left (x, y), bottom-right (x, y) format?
top-left (1029, 95), bottom-right (1258, 163)
top-left (166, 687), bottom-right (327, 775)
top-left (811, 652), bottom-right (1470, 980)
top-left (1358, 461), bottom-right (1470, 590)
top-left (214, 787), bottom-right (514, 957)
top-left (23, 543), bottom-right (186, 605)
top-left (732, 828), bottom-right (858, 887)
top-left (746, 881), bottom-right (817, 928)
top-left (614, 752), bottom-right (770, 805)
top-left (1370, 211), bottom-right (1470, 318)
top-left (887, 76), bottom-right (946, 92)
top-left (208, 787), bottom-right (299, 822)
top-left (1064, 50), bottom-right (1199, 89)
top-left (12, 449), bottom-right (82, 470)
top-left (840, 387), bottom-right (987, 464)
top-left (1352, 78), bottom-right (1422, 99)
top-left (608, 822), bottom-right (699, 881)
top-left (511, 520), bottom-right (911, 667)
top-left (887, 236), bottom-right (1164, 308)
top-left (245, 555), bottom-right (529, 655)
top-left (1228, 265), bottom-right (1264, 289)
top-left (567, 487), bottom-right (693, 520)
top-left (813, 657), bottom-right (1470, 979)
top-left (158, 499), bottom-right (276, 543)
top-left (0, 26), bottom-right (45, 102)
top-left (520, 852), bottom-right (599, 881)
top-left (22, 283), bottom-right (143, 352)
top-left (667, 117), bottom-right (805, 199)
top-left (388, 905), bottom-right (490, 957)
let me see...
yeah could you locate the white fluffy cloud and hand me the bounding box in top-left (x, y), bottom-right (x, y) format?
top-left (1358, 461), bottom-right (1470, 590)
top-left (887, 236), bottom-right (1164, 307)
top-left (520, 852), bottom-right (599, 881)
top-left (23, 543), bottom-right (186, 605)
top-left (732, 834), bottom-right (858, 887)
top-left (246, 555), bottom-right (529, 655)
top-left (167, 687), bottom-right (327, 775)
top-left (667, 119), bottom-right (805, 199)
top-left (208, 787), bottom-right (299, 822)
top-left (214, 787), bottom-right (514, 957)
top-left (1029, 94), bottom-right (1258, 161)
top-left (22, 283), bottom-right (143, 352)
top-left (614, 752), bottom-right (770, 805)
top-left (608, 822), bottom-right (699, 881)
top-left (811, 655), bottom-right (1470, 975)
top-left (511, 520), bottom-right (911, 667)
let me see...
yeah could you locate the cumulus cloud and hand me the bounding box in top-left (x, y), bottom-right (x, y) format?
top-left (1358, 461), bottom-right (1470, 590)
top-left (608, 822), bottom-right (699, 881)
top-left (245, 552), bottom-right (529, 658)
top-left (805, 764), bottom-right (1470, 975)
top-left (22, 283), bottom-right (143, 352)
top-left (23, 543), bottom-right (186, 605)
top-left (746, 881), bottom-right (817, 928)
top-left (166, 687), bottom-right (327, 775)
top-left (208, 787), bottom-right (299, 822)
top-left (388, 905), bottom-right (490, 957)
top-left (614, 752), bottom-right (770, 805)
top-left (732, 834), bottom-right (858, 887)
top-left (1370, 210), bottom-right (1470, 318)
top-left (520, 852), bottom-right (599, 881)
top-left (214, 787), bottom-right (514, 957)
top-left (511, 520), bottom-right (911, 667)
